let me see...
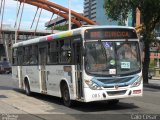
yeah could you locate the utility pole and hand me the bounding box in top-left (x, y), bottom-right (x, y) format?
top-left (15, 0), bottom-right (19, 43)
top-left (68, 0), bottom-right (71, 30)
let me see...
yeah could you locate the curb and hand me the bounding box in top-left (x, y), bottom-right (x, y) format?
top-left (152, 77), bottom-right (160, 80)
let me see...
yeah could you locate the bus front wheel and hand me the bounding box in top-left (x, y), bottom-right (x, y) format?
top-left (62, 84), bottom-right (72, 107)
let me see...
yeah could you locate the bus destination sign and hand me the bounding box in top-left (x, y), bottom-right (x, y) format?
top-left (85, 28), bottom-right (137, 40)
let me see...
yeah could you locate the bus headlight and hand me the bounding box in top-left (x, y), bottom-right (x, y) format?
top-left (131, 76), bottom-right (143, 87)
top-left (85, 80), bottom-right (102, 90)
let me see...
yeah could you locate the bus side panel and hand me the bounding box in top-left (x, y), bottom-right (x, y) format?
top-left (46, 65), bottom-right (75, 99)
top-left (12, 66), bottom-right (19, 88)
top-left (22, 66), bottom-right (40, 92)
top-left (17, 66), bottom-right (23, 89)
top-left (45, 65), bottom-right (61, 96)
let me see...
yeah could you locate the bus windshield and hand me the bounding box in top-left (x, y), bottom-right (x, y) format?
top-left (85, 41), bottom-right (141, 76)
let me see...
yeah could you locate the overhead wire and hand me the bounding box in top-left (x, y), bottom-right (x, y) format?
top-left (34, 8), bottom-right (42, 36)
top-left (30, 7), bottom-right (39, 29)
top-left (14, 1), bottom-right (22, 28)
top-left (17, 0), bottom-right (25, 32)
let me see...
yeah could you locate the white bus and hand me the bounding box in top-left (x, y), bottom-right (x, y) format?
top-left (12, 26), bottom-right (143, 107)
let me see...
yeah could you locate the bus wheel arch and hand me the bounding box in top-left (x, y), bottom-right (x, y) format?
top-left (24, 77), bottom-right (31, 96)
top-left (60, 80), bottom-right (72, 107)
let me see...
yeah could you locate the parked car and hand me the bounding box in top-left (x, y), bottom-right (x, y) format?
top-left (0, 61), bottom-right (12, 74)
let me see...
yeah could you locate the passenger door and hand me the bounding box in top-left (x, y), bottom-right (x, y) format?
top-left (39, 46), bottom-right (48, 93)
top-left (17, 47), bottom-right (23, 89)
top-left (72, 40), bottom-right (83, 98)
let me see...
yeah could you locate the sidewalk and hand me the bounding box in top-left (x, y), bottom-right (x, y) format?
top-left (144, 79), bottom-right (160, 89)
top-left (152, 76), bottom-right (160, 80)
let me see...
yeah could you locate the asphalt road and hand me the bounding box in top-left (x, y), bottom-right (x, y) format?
top-left (0, 74), bottom-right (160, 120)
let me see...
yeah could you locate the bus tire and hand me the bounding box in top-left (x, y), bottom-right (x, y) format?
top-left (62, 83), bottom-right (72, 107)
top-left (107, 99), bottom-right (119, 105)
top-left (24, 79), bottom-right (31, 96)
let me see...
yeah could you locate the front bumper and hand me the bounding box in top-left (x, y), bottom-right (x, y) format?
top-left (83, 85), bottom-right (143, 102)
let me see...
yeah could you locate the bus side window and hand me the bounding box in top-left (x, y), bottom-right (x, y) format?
top-left (48, 41), bottom-right (59, 64)
top-left (30, 45), bottom-right (38, 65)
top-left (23, 46), bottom-right (31, 65)
top-left (59, 39), bottom-right (71, 64)
top-left (17, 47), bottom-right (23, 66)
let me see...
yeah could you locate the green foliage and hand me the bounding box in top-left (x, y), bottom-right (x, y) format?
top-left (104, 0), bottom-right (132, 25)
top-left (53, 25), bottom-right (68, 31)
top-left (104, 0), bottom-right (160, 31)
top-left (104, 0), bottom-right (160, 83)
top-left (149, 59), bottom-right (155, 68)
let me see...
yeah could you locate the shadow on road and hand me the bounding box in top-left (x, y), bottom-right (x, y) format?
top-left (71, 101), bottom-right (139, 112)
top-left (13, 89), bottom-right (139, 113)
top-left (0, 86), bottom-right (14, 90)
top-left (143, 87), bottom-right (160, 92)
top-left (13, 89), bottom-right (63, 105)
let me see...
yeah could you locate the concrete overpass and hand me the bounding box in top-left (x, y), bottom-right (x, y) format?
top-left (0, 0), bottom-right (97, 62)
top-left (0, 26), bottom-right (60, 62)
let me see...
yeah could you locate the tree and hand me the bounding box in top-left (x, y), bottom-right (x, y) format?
top-left (46, 24), bottom-right (68, 31)
top-left (104, 0), bottom-right (160, 83)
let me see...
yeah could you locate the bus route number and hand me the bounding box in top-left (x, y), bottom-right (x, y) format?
top-left (121, 62), bottom-right (130, 69)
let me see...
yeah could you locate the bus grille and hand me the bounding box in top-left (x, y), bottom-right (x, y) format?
top-left (98, 77), bottom-right (133, 84)
top-left (103, 84), bottom-right (128, 88)
top-left (107, 90), bottom-right (127, 96)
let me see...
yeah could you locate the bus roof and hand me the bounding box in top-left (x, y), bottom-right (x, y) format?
top-left (13, 26), bottom-right (135, 48)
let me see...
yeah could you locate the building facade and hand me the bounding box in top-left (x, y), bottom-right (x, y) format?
top-left (83, 0), bottom-right (133, 26)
